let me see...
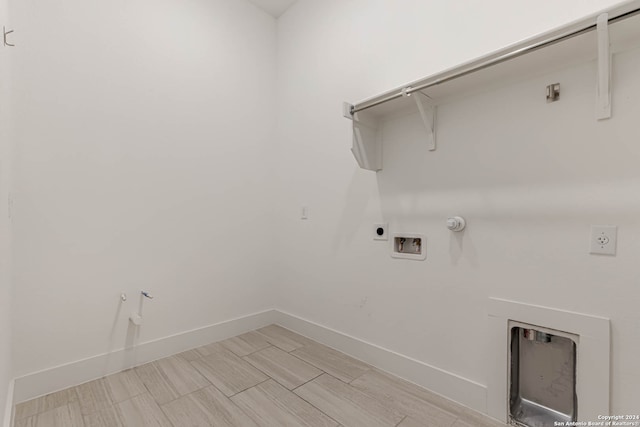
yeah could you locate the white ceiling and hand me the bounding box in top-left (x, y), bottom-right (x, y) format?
top-left (247, 0), bottom-right (298, 18)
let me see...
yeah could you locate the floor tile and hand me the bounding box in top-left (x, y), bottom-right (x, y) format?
top-left (159, 395), bottom-right (213, 427)
top-left (162, 386), bottom-right (258, 427)
top-left (220, 331), bottom-right (272, 357)
top-left (232, 379), bottom-right (338, 427)
top-left (14, 328), bottom-right (508, 427)
top-left (294, 373), bottom-right (403, 427)
top-left (351, 369), bottom-right (505, 427)
top-left (350, 370), bottom-right (457, 427)
top-left (115, 394), bottom-right (172, 427)
top-left (450, 420), bottom-right (474, 427)
top-left (14, 418), bottom-right (37, 427)
top-left (104, 369), bottom-right (147, 403)
top-left (32, 402), bottom-right (84, 427)
top-left (191, 344), bottom-right (268, 396)
top-left (256, 325), bottom-right (315, 352)
top-left (175, 348), bottom-right (202, 362)
top-left (134, 363), bottom-right (178, 406)
top-left (291, 343), bottom-right (371, 383)
top-left (244, 346), bottom-right (322, 390)
top-left (155, 355), bottom-right (211, 396)
top-left (455, 412), bottom-right (507, 427)
top-left (398, 416), bottom-right (430, 427)
top-left (14, 388), bottom-right (78, 420)
top-left (193, 342), bottom-right (223, 358)
top-left (135, 355), bottom-right (210, 405)
top-left (76, 379), bottom-right (113, 415)
top-left (83, 406), bottom-right (123, 427)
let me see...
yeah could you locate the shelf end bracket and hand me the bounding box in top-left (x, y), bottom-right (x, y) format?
top-left (343, 102), bottom-right (355, 120)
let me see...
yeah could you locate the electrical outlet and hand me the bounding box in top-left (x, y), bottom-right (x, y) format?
top-left (373, 223), bottom-right (388, 241)
top-left (590, 225), bottom-right (617, 255)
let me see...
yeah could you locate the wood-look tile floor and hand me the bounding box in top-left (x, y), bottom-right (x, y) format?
top-left (14, 325), bottom-right (507, 427)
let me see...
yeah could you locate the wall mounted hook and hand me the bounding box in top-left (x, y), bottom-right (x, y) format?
top-left (3, 26), bottom-right (14, 47)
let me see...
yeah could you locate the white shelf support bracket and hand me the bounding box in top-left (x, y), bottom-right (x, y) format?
top-left (409, 91), bottom-right (437, 151)
top-left (344, 102), bottom-right (382, 171)
top-left (596, 13), bottom-right (612, 120)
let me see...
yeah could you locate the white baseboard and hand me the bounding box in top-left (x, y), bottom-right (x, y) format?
top-left (272, 310), bottom-right (487, 413)
top-left (13, 308), bottom-right (487, 416)
top-left (13, 309), bottom-right (278, 404)
top-left (3, 379), bottom-right (14, 427)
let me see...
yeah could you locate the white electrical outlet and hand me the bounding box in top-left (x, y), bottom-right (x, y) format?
top-left (590, 225), bottom-right (617, 255)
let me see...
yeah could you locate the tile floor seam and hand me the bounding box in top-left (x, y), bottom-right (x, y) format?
top-left (347, 367), bottom-right (372, 384)
top-left (154, 361), bottom-right (183, 395)
top-left (109, 398), bottom-right (127, 427)
top-left (351, 372), bottom-right (465, 427)
top-left (241, 349), bottom-right (324, 389)
top-left (254, 326), bottom-right (312, 353)
top-left (227, 376), bottom-right (272, 399)
top-left (300, 372), bottom-right (409, 426)
top-left (239, 358), bottom-right (279, 386)
top-left (290, 371), bottom-right (325, 392)
top-left (239, 344), bottom-right (275, 358)
top-left (287, 382), bottom-right (346, 427)
top-left (147, 381), bottom-right (212, 407)
top-left (156, 399), bottom-right (178, 427)
top-left (252, 331), bottom-right (280, 350)
top-left (289, 343), bottom-right (373, 384)
top-left (114, 403), bottom-right (128, 427)
top-left (285, 346), bottom-right (336, 374)
top-left (134, 364), bottom-right (178, 406)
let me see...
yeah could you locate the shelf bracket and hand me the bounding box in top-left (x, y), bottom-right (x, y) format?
top-left (344, 102), bottom-right (382, 171)
top-left (404, 89), bottom-right (437, 151)
top-left (3, 26), bottom-right (15, 47)
top-left (596, 13), bottom-right (611, 120)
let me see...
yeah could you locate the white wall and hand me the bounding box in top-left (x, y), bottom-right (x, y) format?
top-left (275, 0), bottom-right (638, 413)
top-left (0, 0), bottom-right (13, 419)
top-left (11, 0), bottom-right (278, 379)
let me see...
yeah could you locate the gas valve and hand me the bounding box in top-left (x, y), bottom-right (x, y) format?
top-left (447, 216), bottom-right (466, 232)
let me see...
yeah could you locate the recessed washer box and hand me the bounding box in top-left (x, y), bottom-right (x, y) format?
top-left (391, 234), bottom-right (426, 260)
top-left (509, 321), bottom-right (578, 427)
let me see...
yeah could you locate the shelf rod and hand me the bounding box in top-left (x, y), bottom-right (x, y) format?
top-left (351, 5), bottom-right (640, 115)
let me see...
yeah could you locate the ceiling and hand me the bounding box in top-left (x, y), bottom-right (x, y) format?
top-left (247, 0), bottom-right (298, 18)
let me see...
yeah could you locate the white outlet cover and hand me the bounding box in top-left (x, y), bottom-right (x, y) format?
top-left (373, 223), bottom-right (388, 241)
top-left (590, 225), bottom-right (617, 255)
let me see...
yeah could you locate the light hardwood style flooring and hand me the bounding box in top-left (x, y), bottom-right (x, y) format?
top-left (14, 325), bottom-right (507, 427)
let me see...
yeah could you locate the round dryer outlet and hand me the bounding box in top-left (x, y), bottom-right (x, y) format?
top-left (373, 223), bottom-right (388, 241)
